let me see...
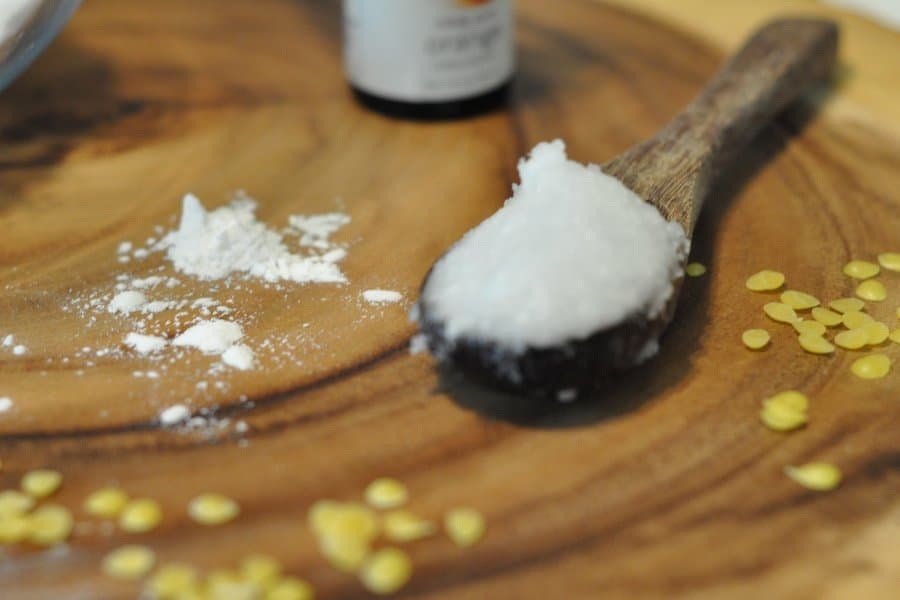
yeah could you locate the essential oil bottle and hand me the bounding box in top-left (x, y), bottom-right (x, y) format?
top-left (342, 0), bottom-right (515, 120)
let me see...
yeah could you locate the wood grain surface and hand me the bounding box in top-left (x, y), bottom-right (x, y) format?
top-left (1, 1), bottom-right (898, 598)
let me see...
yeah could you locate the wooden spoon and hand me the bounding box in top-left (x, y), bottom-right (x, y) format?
top-left (415, 19), bottom-right (839, 397)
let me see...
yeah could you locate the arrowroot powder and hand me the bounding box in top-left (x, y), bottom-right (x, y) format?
top-left (8, 188), bottom-right (408, 440)
top-left (161, 193), bottom-right (348, 284)
top-left (417, 139), bottom-right (689, 355)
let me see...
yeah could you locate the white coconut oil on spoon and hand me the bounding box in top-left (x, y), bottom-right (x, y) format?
top-left (411, 19), bottom-right (839, 397)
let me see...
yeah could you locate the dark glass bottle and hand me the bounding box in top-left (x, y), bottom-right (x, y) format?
top-left (343, 0), bottom-right (515, 121)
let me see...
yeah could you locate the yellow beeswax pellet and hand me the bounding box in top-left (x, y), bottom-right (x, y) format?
top-left (828, 298), bottom-right (865, 314)
top-left (207, 575), bottom-right (261, 600)
top-left (741, 329), bottom-right (770, 350)
top-left (205, 568), bottom-right (243, 589)
top-left (862, 322), bottom-right (890, 345)
top-left (28, 504), bottom-right (74, 546)
top-left (383, 510), bottom-right (437, 542)
top-left (0, 489), bottom-right (35, 517)
top-left (240, 554), bottom-right (282, 587)
top-left (319, 534), bottom-right (371, 573)
top-left (811, 307), bottom-right (843, 327)
top-left (307, 500), bottom-right (338, 532)
top-left (360, 548), bottom-right (412, 595)
top-left (890, 328), bottom-right (900, 344)
top-left (119, 498), bottom-right (163, 533)
top-left (834, 329), bottom-right (869, 350)
top-left (188, 493), bottom-right (240, 526)
top-left (445, 508), bottom-right (486, 548)
top-left (797, 334), bottom-right (835, 355)
top-left (310, 502), bottom-right (378, 542)
top-left (792, 321), bottom-right (826, 336)
top-left (21, 469), bottom-right (62, 499)
top-left (166, 587), bottom-right (205, 600)
top-left (843, 260), bottom-right (880, 280)
top-left (364, 478), bottom-right (409, 510)
top-left (145, 563), bottom-right (200, 599)
top-left (0, 515), bottom-right (30, 545)
top-left (856, 280), bottom-right (887, 302)
top-left (310, 501), bottom-right (380, 572)
top-left (879, 252), bottom-right (900, 272)
top-left (842, 310), bottom-right (874, 330)
top-left (764, 302), bottom-right (799, 324)
top-left (84, 487), bottom-right (129, 519)
top-left (760, 403), bottom-right (807, 432)
top-left (784, 463), bottom-right (842, 491)
top-left (746, 270), bottom-right (785, 292)
top-left (765, 391), bottom-right (809, 413)
top-left (102, 545), bottom-right (156, 580)
top-left (267, 577), bottom-right (315, 600)
top-left (780, 290), bottom-right (819, 310)
top-left (850, 354), bottom-right (891, 379)
top-left (685, 262), bottom-right (707, 277)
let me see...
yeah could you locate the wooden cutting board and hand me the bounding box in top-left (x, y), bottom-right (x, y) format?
top-left (1, 0), bottom-right (898, 598)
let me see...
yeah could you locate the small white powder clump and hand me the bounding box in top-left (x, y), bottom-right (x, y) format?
top-left (0, 397), bottom-right (13, 412)
top-left (108, 291), bottom-right (148, 314)
top-left (159, 404), bottom-right (191, 426)
top-left (363, 289), bottom-right (403, 304)
top-left (419, 139), bottom-right (689, 353)
top-left (222, 344), bottom-right (254, 370)
top-left (2, 334), bottom-right (13, 347)
top-left (173, 319), bottom-right (243, 355)
top-left (12, 345), bottom-right (26, 356)
top-left (124, 333), bottom-right (168, 355)
top-left (290, 213), bottom-right (352, 249)
top-left (142, 300), bottom-right (178, 314)
top-left (161, 193), bottom-right (349, 284)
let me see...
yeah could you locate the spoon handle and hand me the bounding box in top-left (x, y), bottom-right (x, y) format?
top-left (604, 19), bottom-right (839, 233)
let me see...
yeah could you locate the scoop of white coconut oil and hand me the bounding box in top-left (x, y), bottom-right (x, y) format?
top-left (415, 139), bottom-right (689, 362)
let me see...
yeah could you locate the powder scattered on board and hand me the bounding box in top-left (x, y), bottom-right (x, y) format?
top-left (29, 190), bottom-right (359, 441)
top-left (363, 290), bottom-right (403, 304)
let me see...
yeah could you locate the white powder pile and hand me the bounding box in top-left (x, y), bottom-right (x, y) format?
top-left (124, 333), bottom-right (167, 355)
top-left (363, 289), bottom-right (403, 304)
top-left (80, 191), bottom-right (353, 378)
top-left (222, 344), bottom-right (254, 370)
top-left (289, 213), bottom-right (352, 250)
top-left (2, 334), bottom-right (27, 356)
top-left (173, 319), bottom-right (243, 354)
top-left (159, 404), bottom-right (190, 426)
top-left (0, 397), bottom-right (13, 413)
top-left (160, 193), bottom-right (349, 284)
top-left (418, 139), bottom-right (689, 354)
top-left (34, 190), bottom-right (364, 440)
top-left (108, 291), bottom-right (147, 314)
top-left (170, 319), bottom-right (254, 370)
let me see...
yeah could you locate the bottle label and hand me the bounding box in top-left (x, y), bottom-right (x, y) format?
top-left (343, 0), bottom-right (515, 103)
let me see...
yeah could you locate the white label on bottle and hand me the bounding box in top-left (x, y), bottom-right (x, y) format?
top-left (343, 0), bottom-right (515, 103)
